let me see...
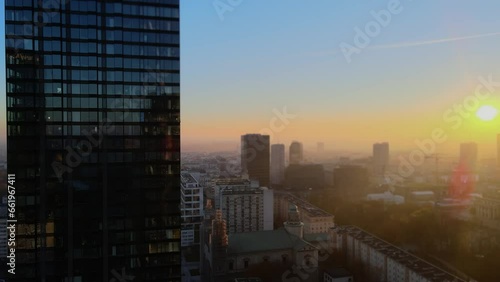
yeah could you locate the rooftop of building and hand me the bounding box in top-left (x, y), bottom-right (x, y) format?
top-left (410, 191), bottom-right (435, 196)
top-left (303, 232), bottom-right (329, 243)
top-left (215, 178), bottom-right (251, 186)
top-left (336, 225), bottom-right (466, 282)
top-left (228, 228), bottom-right (316, 255)
top-left (482, 190), bottom-right (500, 201)
top-left (181, 172), bottom-right (197, 185)
top-left (221, 186), bottom-right (266, 195)
top-left (280, 193), bottom-right (333, 218)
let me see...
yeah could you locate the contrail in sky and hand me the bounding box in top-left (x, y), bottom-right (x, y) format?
top-left (370, 32), bottom-right (500, 49)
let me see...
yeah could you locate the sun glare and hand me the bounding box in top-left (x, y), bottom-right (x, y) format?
top-left (476, 105), bottom-right (498, 121)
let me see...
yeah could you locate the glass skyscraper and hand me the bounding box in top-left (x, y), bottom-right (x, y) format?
top-left (5, 0), bottom-right (180, 281)
top-left (241, 134), bottom-right (270, 188)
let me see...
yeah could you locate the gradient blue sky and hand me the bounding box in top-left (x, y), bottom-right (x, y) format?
top-left (1, 1), bottom-right (500, 156)
top-left (180, 1), bottom-right (500, 154)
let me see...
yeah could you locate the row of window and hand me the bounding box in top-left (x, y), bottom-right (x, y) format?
top-left (4, 25), bottom-right (174, 39)
top-left (43, 125), bottom-right (180, 136)
top-left (113, 4), bottom-right (179, 18)
top-left (7, 42), bottom-right (179, 58)
top-left (7, 57), bottom-right (178, 73)
top-left (9, 82), bottom-right (179, 96)
top-left (11, 96), bottom-right (176, 109)
top-left (5, 6), bottom-right (179, 24)
top-left (5, 0), bottom-right (32, 8)
top-left (148, 242), bottom-right (179, 254)
top-left (5, 10), bottom-right (32, 21)
top-left (4, 0), bottom-right (178, 8)
top-left (36, 68), bottom-right (179, 83)
top-left (44, 111), bottom-right (147, 123)
top-left (9, 97), bottom-right (179, 112)
top-left (7, 32), bottom-right (179, 51)
top-left (44, 97), bottom-right (179, 113)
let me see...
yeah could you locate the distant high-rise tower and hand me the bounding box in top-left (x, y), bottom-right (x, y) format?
top-left (241, 134), bottom-right (270, 187)
top-left (373, 142), bottom-right (389, 175)
top-left (289, 141), bottom-right (303, 165)
top-left (459, 142), bottom-right (478, 170)
top-left (271, 144), bottom-right (285, 187)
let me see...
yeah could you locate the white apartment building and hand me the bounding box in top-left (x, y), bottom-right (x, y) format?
top-left (214, 179), bottom-right (273, 234)
top-left (181, 172), bottom-right (204, 247)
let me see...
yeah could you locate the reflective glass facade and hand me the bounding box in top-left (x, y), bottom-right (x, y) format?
top-left (5, 0), bottom-right (181, 280)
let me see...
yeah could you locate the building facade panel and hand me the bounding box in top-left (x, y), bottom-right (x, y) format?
top-left (5, 1), bottom-right (181, 280)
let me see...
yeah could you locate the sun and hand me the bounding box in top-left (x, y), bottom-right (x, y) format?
top-left (476, 105), bottom-right (498, 121)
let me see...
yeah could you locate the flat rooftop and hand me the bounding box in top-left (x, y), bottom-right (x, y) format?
top-left (221, 186), bottom-right (264, 195)
top-left (282, 193), bottom-right (333, 218)
top-left (181, 172), bottom-right (197, 185)
top-left (215, 178), bottom-right (251, 186)
top-left (337, 226), bottom-right (467, 282)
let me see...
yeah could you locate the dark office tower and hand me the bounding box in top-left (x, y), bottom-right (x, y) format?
top-left (270, 144), bottom-right (285, 187)
top-left (285, 164), bottom-right (324, 190)
top-left (241, 134), bottom-right (270, 188)
top-left (6, 1), bottom-right (181, 281)
top-left (459, 142), bottom-right (478, 170)
top-left (289, 141), bottom-right (303, 165)
top-left (373, 142), bottom-right (389, 175)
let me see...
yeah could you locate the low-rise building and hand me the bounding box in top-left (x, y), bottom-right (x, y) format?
top-left (205, 207), bottom-right (319, 282)
top-left (275, 192), bottom-right (334, 234)
top-left (366, 191), bottom-right (405, 205)
top-left (332, 226), bottom-right (467, 282)
top-left (472, 191), bottom-right (500, 230)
